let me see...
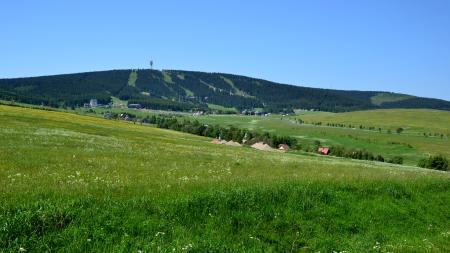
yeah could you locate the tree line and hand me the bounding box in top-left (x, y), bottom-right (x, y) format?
top-left (329, 145), bottom-right (403, 164)
top-left (107, 113), bottom-right (298, 149)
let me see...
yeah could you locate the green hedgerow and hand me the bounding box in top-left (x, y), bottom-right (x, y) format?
top-left (418, 155), bottom-right (449, 171)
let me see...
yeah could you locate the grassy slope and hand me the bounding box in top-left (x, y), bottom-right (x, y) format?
top-left (128, 71), bottom-right (137, 87)
top-left (1, 105), bottom-right (450, 252)
top-left (190, 110), bottom-right (450, 165)
top-left (207, 103), bottom-right (238, 113)
top-left (111, 96), bottom-right (128, 107)
top-left (370, 93), bottom-right (413, 106)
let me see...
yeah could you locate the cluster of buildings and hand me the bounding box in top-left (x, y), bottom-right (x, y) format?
top-left (193, 111), bottom-right (205, 116)
top-left (83, 98), bottom-right (142, 110)
top-left (241, 109), bottom-right (271, 116)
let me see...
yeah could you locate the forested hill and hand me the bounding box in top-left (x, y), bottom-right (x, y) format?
top-left (1, 69), bottom-right (449, 112)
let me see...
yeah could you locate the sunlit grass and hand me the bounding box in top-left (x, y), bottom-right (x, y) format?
top-left (1, 105), bottom-right (449, 252)
top-left (190, 112), bottom-right (450, 165)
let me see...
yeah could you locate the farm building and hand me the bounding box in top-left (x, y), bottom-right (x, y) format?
top-left (278, 144), bottom-right (290, 151)
top-left (251, 142), bottom-right (274, 151)
top-left (318, 147), bottom-right (330, 155)
top-left (89, 99), bottom-right (98, 108)
top-left (128, 104), bottom-right (142, 109)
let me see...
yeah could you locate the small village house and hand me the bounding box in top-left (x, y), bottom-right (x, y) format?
top-left (318, 147), bottom-right (330, 155)
top-left (128, 103), bottom-right (142, 109)
top-left (278, 144), bottom-right (290, 151)
top-left (89, 99), bottom-right (98, 108)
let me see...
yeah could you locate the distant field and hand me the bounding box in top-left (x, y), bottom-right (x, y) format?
top-left (296, 109), bottom-right (450, 134)
top-left (1, 105), bottom-right (449, 252)
top-left (190, 109), bottom-right (450, 165)
top-left (207, 103), bottom-right (238, 113)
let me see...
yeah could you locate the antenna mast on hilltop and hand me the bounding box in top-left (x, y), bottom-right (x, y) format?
top-left (150, 60), bottom-right (153, 70)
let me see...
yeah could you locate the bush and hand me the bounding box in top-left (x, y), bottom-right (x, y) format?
top-left (313, 140), bottom-right (321, 147)
top-left (418, 155), bottom-right (449, 171)
top-left (388, 156), bottom-right (403, 165)
top-left (375, 155), bottom-right (385, 162)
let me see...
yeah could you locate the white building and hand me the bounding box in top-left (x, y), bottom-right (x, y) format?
top-left (89, 99), bottom-right (98, 108)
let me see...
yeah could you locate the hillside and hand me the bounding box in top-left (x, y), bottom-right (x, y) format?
top-left (1, 69), bottom-right (450, 112)
top-left (1, 105), bottom-right (450, 252)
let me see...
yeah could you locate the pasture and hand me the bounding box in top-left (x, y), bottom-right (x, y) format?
top-left (1, 105), bottom-right (450, 252)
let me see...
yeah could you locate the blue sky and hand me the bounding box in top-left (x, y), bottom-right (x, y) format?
top-left (1, 0), bottom-right (450, 100)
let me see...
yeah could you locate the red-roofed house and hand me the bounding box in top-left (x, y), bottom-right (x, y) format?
top-left (318, 147), bottom-right (330, 155)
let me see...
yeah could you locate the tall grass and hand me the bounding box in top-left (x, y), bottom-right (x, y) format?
top-left (1, 105), bottom-right (450, 252)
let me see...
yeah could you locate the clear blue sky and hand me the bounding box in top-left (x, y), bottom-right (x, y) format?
top-left (2, 0), bottom-right (450, 100)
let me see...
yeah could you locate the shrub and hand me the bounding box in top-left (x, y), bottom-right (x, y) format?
top-left (418, 158), bottom-right (428, 168)
top-left (418, 155), bottom-right (449, 171)
top-left (388, 156), bottom-right (403, 165)
top-left (375, 155), bottom-right (385, 162)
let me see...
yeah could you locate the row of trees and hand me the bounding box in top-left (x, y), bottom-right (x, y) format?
top-left (141, 114), bottom-right (298, 149)
top-left (297, 120), bottom-right (384, 132)
top-left (423, 132), bottom-right (449, 139)
top-left (296, 119), bottom-right (413, 135)
top-left (329, 145), bottom-right (404, 164)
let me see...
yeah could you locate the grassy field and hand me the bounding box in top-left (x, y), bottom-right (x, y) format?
top-left (296, 109), bottom-right (450, 134)
top-left (188, 110), bottom-right (450, 166)
top-left (1, 104), bottom-right (450, 252)
top-left (207, 103), bottom-right (238, 113)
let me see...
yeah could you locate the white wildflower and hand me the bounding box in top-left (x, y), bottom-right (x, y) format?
top-left (181, 243), bottom-right (193, 251)
top-left (249, 235), bottom-right (260, 241)
top-left (155, 231), bottom-right (165, 237)
top-left (373, 241), bottom-right (381, 250)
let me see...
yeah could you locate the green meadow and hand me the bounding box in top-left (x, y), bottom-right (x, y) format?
top-left (296, 109), bottom-right (450, 134)
top-left (1, 105), bottom-right (450, 252)
top-left (188, 109), bottom-right (450, 166)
